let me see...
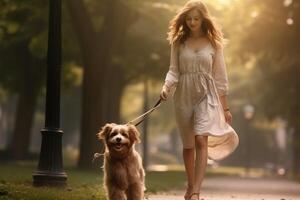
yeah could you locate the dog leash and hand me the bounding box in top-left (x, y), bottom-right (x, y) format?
top-left (92, 98), bottom-right (163, 164)
top-left (127, 98), bottom-right (162, 127)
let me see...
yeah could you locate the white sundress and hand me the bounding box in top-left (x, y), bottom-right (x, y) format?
top-left (164, 40), bottom-right (239, 161)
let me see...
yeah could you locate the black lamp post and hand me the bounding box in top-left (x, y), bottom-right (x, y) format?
top-left (32, 0), bottom-right (67, 186)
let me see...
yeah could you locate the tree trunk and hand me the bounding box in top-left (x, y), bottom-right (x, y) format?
top-left (67, 0), bottom-right (138, 169)
top-left (9, 45), bottom-right (44, 160)
top-left (66, 0), bottom-right (105, 169)
top-left (106, 64), bottom-right (126, 123)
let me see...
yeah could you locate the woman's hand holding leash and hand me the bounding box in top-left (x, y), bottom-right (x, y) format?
top-left (160, 84), bottom-right (170, 101)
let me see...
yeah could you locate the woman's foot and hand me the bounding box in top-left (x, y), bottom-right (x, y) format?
top-left (184, 184), bottom-right (193, 200)
top-left (189, 192), bottom-right (200, 200)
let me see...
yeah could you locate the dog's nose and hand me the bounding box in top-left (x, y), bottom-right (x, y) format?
top-left (116, 137), bottom-right (121, 142)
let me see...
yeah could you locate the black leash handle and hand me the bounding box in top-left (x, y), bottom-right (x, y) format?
top-left (128, 98), bottom-right (162, 127)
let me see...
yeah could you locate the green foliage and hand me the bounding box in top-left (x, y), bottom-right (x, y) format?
top-left (0, 0), bottom-right (83, 99)
top-left (236, 0), bottom-right (300, 125)
top-left (0, 1), bottom-right (44, 91)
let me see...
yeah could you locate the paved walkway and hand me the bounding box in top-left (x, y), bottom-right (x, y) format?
top-left (148, 176), bottom-right (300, 200)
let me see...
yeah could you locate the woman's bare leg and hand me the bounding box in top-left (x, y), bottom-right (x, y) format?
top-left (192, 135), bottom-right (208, 198)
top-left (183, 147), bottom-right (195, 199)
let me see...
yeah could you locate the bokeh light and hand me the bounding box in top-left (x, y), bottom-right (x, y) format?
top-left (287, 17), bottom-right (294, 25)
top-left (283, 0), bottom-right (293, 7)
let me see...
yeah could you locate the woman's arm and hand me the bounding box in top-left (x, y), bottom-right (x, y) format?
top-left (165, 42), bottom-right (179, 89)
top-left (212, 46), bottom-right (229, 96)
top-left (219, 94), bottom-right (229, 110)
top-left (212, 45), bottom-right (232, 124)
top-left (219, 94), bottom-right (232, 124)
top-left (161, 43), bottom-right (180, 100)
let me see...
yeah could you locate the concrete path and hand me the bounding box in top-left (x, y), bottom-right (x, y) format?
top-left (147, 176), bottom-right (300, 200)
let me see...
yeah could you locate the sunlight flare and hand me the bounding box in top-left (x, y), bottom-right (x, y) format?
top-left (216, 0), bottom-right (235, 6)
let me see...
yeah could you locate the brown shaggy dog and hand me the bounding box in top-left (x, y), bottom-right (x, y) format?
top-left (97, 123), bottom-right (146, 200)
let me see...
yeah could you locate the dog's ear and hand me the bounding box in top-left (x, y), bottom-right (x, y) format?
top-left (97, 123), bottom-right (114, 140)
top-left (127, 124), bottom-right (141, 143)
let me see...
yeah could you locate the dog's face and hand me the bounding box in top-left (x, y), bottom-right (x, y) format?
top-left (97, 123), bottom-right (140, 157)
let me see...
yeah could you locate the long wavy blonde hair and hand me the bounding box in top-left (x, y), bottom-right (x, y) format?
top-left (167, 0), bottom-right (224, 48)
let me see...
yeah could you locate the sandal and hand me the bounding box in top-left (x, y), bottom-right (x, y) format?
top-left (189, 192), bottom-right (200, 200)
top-left (184, 184), bottom-right (193, 200)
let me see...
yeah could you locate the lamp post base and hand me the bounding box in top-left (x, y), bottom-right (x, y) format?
top-left (33, 171), bottom-right (67, 187)
top-left (32, 128), bottom-right (67, 187)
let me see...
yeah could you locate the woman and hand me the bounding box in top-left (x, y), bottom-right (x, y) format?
top-left (160, 1), bottom-right (239, 199)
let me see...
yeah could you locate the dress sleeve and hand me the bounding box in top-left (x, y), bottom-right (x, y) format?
top-left (212, 46), bottom-right (229, 96)
top-left (164, 43), bottom-right (179, 89)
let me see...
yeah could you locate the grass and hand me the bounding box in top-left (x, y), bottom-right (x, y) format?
top-left (0, 162), bottom-right (267, 200)
top-left (0, 162), bottom-right (105, 200)
top-left (0, 162), bottom-right (190, 200)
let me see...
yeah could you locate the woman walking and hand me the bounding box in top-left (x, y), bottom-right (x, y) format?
top-left (160, 1), bottom-right (239, 199)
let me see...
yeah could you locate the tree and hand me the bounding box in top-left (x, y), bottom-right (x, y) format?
top-left (0, 0), bottom-right (81, 159)
top-left (235, 0), bottom-right (300, 175)
top-left (0, 0), bottom-right (47, 159)
top-left (66, 0), bottom-right (141, 169)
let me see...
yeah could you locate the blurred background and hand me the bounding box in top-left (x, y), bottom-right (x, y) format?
top-left (0, 0), bottom-right (299, 180)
